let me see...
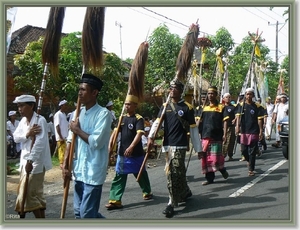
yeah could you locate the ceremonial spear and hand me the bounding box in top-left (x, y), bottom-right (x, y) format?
top-left (19, 7), bottom-right (65, 217)
top-left (109, 41), bottom-right (149, 166)
top-left (60, 7), bottom-right (105, 219)
top-left (233, 29), bottom-right (265, 155)
top-left (194, 37), bottom-right (212, 106)
top-left (137, 22), bottom-right (199, 182)
top-left (185, 37), bottom-right (212, 173)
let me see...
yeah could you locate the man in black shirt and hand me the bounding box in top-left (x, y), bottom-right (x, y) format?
top-left (222, 93), bottom-right (236, 161)
top-left (235, 88), bottom-right (264, 176)
top-left (148, 80), bottom-right (203, 218)
top-left (196, 86), bottom-right (229, 185)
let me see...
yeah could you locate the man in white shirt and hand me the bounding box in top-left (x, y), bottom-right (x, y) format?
top-left (7, 110), bottom-right (21, 158)
top-left (272, 94), bottom-right (289, 147)
top-left (12, 94), bottom-right (52, 218)
top-left (265, 97), bottom-right (274, 140)
top-left (54, 99), bottom-right (69, 169)
top-left (142, 126), bottom-right (150, 149)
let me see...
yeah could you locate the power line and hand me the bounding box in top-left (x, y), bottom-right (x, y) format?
top-left (269, 7), bottom-right (287, 18)
top-left (128, 6), bottom-right (286, 62)
top-left (243, 7), bottom-right (288, 37)
top-left (254, 7), bottom-right (280, 22)
top-left (142, 7), bottom-right (189, 28)
top-left (129, 7), bottom-right (213, 37)
top-left (242, 7), bottom-right (269, 23)
top-left (128, 7), bottom-right (187, 33)
top-left (258, 7), bottom-right (289, 35)
top-left (143, 7), bottom-right (215, 37)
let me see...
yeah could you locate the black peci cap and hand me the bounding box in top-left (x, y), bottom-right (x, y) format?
top-left (80, 73), bottom-right (103, 91)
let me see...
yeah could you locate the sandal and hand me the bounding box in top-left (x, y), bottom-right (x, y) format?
top-left (143, 193), bottom-right (153, 200)
top-left (248, 171), bottom-right (255, 176)
top-left (105, 203), bottom-right (123, 210)
top-left (202, 181), bottom-right (213, 186)
top-left (272, 143), bottom-right (280, 148)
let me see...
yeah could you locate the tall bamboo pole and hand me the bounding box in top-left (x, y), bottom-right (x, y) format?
top-left (20, 7), bottom-right (65, 217)
top-left (60, 7), bottom-right (105, 219)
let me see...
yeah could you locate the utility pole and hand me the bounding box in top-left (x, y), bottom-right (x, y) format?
top-left (115, 21), bottom-right (123, 60)
top-left (268, 21), bottom-right (285, 65)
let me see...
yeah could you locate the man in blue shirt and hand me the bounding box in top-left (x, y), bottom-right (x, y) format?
top-left (62, 73), bottom-right (111, 218)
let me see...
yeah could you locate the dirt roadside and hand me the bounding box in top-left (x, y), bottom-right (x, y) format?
top-left (6, 157), bottom-right (165, 194)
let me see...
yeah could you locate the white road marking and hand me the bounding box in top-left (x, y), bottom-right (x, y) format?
top-left (229, 159), bottom-right (287, 198)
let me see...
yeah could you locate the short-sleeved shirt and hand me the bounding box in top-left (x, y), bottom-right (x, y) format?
top-left (118, 114), bottom-right (144, 157)
top-left (235, 102), bottom-right (264, 134)
top-left (273, 102), bottom-right (288, 123)
top-left (159, 99), bottom-right (196, 147)
top-left (223, 104), bottom-right (236, 127)
top-left (266, 103), bottom-right (274, 117)
top-left (259, 105), bottom-right (268, 125)
top-left (199, 102), bottom-right (226, 141)
top-left (53, 110), bottom-right (69, 141)
top-left (47, 121), bottom-right (55, 138)
top-left (195, 105), bottom-right (204, 134)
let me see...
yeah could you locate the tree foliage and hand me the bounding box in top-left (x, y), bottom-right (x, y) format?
top-left (13, 32), bottom-right (128, 114)
top-left (145, 24), bottom-right (183, 94)
top-left (209, 27), bottom-right (235, 54)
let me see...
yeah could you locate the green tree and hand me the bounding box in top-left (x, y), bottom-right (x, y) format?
top-left (13, 32), bottom-right (128, 113)
top-left (145, 24), bottom-right (183, 94)
top-left (209, 27), bottom-right (235, 55)
top-left (199, 27), bottom-right (235, 91)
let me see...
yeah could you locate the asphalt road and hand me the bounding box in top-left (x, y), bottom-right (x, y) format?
top-left (4, 136), bottom-right (292, 227)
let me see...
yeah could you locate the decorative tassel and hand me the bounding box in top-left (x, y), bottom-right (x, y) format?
top-left (176, 23), bottom-right (199, 81)
top-left (128, 41), bottom-right (149, 102)
top-left (82, 7), bottom-right (105, 72)
top-left (42, 7), bottom-right (65, 77)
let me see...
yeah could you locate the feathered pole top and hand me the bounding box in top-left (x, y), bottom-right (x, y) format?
top-left (175, 23), bottom-right (200, 82)
top-left (82, 7), bottom-right (106, 73)
top-left (42, 7), bottom-right (65, 77)
top-left (126, 41), bottom-right (149, 104)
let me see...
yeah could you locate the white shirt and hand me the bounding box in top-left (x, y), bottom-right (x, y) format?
top-left (13, 112), bottom-right (52, 174)
top-left (266, 103), bottom-right (274, 118)
top-left (141, 134), bottom-right (148, 147)
top-left (273, 102), bottom-right (288, 123)
top-left (47, 121), bottom-right (55, 138)
top-left (7, 119), bottom-right (20, 136)
top-left (53, 110), bottom-right (69, 141)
